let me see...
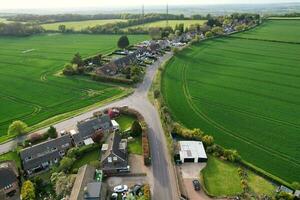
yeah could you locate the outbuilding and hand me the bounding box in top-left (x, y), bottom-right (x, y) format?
top-left (178, 141), bottom-right (207, 163)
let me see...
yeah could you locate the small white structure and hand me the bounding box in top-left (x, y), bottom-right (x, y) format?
top-left (70, 129), bottom-right (78, 135)
top-left (101, 144), bottom-right (109, 152)
top-left (179, 141), bottom-right (207, 163)
top-left (83, 138), bottom-right (94, 146)
top-left (111, 120), bottom-right (120, 131)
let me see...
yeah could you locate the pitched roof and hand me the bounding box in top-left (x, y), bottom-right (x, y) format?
top-left (84, 182), bottom-right (102, 199)
top-left (0, 164), bottom-right (17, 189)
top-left (20, 134), bottom-right (72, 160)
top-left (22, 151), bottom-right (60, 171)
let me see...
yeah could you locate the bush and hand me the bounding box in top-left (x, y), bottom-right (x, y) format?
top-left (131, 120), bottom-right (142, 137)
top-left (205, 31), bottom-right (213, 38)
top-left (62, 63), bottom-right (76, 76)
top-left (28, 132), bottom-right (49, 144)
top-left (92, 74), bottom-right (134, 85)
top-left (47, 126), bottom-right (57, 139)
top-left (154, 89), bottom-right (160, 99)
top-left (58, 157), bottom-right (75, 172)
top-left (143, 184), bottom-right (151, 200)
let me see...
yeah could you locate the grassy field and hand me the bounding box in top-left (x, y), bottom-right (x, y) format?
top-left (234, 19), bottom-right (300, 42)
top-left (0, 34), bottom-right (148, 138)
top-left (42, 19), bottom-right (127, 31)
top-left (202, 156), bottom-right (276, 197)
top-left (125, 20), bottom-right (206, 30)
top-left (202, 157), bottom-right (243, 196)
top-left (128, 136), bottom-right (142, 155)
top-left (162, 20), bottom-right (300, 183)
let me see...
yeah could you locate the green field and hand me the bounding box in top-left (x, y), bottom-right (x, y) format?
top-left (0, 34), bottom-right (148, 137)
top-left (125, 20), bottom-right (206, 30)
top-left (234, 19), bottom-right (300, 42)
top-left (42, 19), bottom-right (127, 31)
top-left (162, 20), bottom-right (300, 183)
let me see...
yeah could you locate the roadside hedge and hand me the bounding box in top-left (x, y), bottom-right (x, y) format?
top-left (91, 74), bottom-right (134, 85)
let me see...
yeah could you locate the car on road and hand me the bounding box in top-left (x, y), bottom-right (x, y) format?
top-left (192, 179), bottom-right (201, 191)
top-left (113, 184), bottom-right (128, 193)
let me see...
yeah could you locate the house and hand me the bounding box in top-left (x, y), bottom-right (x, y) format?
top-left (0, 161), bottom-right (19, 199)
top-left (177, 141), bottom-right (207, 163)
top-left (294, 190), bottom-right (300, 199)
top-left (72, 115), bottom-right (112, 146)
top-left (70, 165), bottom-right (106, 200)
top-left (20, 134), bottom-right (72, 175)
top-left (101, 132), bottom-right (129, 175)
top-left (276, 185), bottom-right (294, 195)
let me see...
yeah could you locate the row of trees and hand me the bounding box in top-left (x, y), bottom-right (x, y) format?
top-left (0, 22), bottom-right (44, 36)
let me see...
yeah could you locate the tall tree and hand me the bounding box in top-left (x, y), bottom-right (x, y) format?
top-left (117, 35), bottom-right (130, 49)
top-left (58, 24), bottom-right (66, 32)
top-left (47, 126), bottom-right (57, 138)
top-left (8, 120), bottom-right (28, 136)
top-left (71, 53), bottom-right (84, 67)
top-left (131, 120), bottom-right (142, 137)
top-left (21, 180), bottom-right (35, 200)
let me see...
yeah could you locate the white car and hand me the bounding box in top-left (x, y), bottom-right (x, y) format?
top-left (113, 185), bottom-right (128, 193)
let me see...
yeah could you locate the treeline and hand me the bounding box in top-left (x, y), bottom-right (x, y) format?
top-left (270, 12), bottom-right (300, 17)
top-left (0, 22), bottom-right (44, 36)
top-left (7, 13), bottom-right (186, 24)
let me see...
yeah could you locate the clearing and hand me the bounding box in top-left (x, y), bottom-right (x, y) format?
top-left (41, 19), bottom-right (127, 31)
top-left (0, 34), bottom-right (148, 139)
top-left (162, 20), bottom-right (300, 183)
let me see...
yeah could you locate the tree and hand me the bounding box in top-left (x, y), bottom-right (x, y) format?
top-left (131, 120), bottom-right (142, 137)
top-left (292, 181), bottom-right (300, 189)
top-left (51, 172), bottom-right (75, 198)
top-left (117, 35), bottom-right (130, 49)
top-left (62, 63), bottom-right (76, 75)
top-left (205, 31), bottom-right (213, 38)
top-left (71, 53), bottom-right (84, 67)
top-left (21, 180), bottom-right (35, 200)
top-left (58, 24), bottom-right (66, 32)
top-left (91, 132), bottom-right (104, 143)
top-left (47, 126), bottom-right (57, 138)
top-left (202, 135), bottom-right (214, 146)
top-left (8, 120), bottom-right (28, 136)
top-left (211, 27), bottom-right (224, 35)
top-left (59, 157), bottom-right (75, 172)
top-left (149, 27), bottom-right (162, 40)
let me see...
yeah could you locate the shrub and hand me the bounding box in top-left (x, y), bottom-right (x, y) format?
top-left (62, 63), bottom-right (76, 76)
top-left (58, 157), bottom-right (75, 172)
top-left (47, 126), bottom-right (57, 139)
top-left (205, 31), bottom-right (213, 38)
top-left (131, 120), bottom-right (142, 137)
top-left (21, 180), bottom-right (35, 200)
top-left (143, 184), bottom-right (151, 200)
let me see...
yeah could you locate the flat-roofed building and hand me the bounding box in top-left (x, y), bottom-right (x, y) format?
top-left (178, 141), bottom-right (207, 163)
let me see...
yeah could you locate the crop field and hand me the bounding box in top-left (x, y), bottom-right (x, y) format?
top-left (162, 20), bottom-right (300, 183)
top-left (125, 20), bottom-right (206, 29)
top-left (234, 19), bottom-right (300, 42)
top-left (42, 19), bottom-right (127, 31)
top-left (0, 34), bottom-right (148, 137)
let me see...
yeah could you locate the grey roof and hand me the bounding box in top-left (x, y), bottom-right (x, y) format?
top-left (70, 165), bottom-right (97, 200)
top-left (0, 166), bottom-right (17, 189)
top-left (101, 133), bottom-right (128, 171)
top-left (22, 151), bottom-right (60, 171)
top-left (20, 134), bottom-right (72, 160)
top-left (84, 182), bottom-right (102, 199)
top-left (77, 115), bottom-right (112, 141)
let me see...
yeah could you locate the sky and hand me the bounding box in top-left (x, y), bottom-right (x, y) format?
top-left (0, 0), bottom-right (299, 10)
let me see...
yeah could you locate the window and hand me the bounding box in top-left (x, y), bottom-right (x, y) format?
top-left (113, 156), bottom-right (117, 161)
top-left (108, 157), bottom-right (112, 163)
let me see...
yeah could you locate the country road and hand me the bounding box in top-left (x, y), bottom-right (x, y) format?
top-left (0, 52), bottom-right (178, 200)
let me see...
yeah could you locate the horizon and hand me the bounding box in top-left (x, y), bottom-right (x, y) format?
top-left (1, 0), bottom-right (300, 11)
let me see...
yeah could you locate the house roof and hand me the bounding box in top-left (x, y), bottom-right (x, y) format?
top-left (20, 134), bottom-right (72, 160)
top-left (77, 115), bottom-right (111, 141)
top-left (179, 141), bottom-right (207, 159)
top-left (84, 182), bottom-right (102, 199)
top-left (70, 165), bottom-right (96, 200)
top-left (0, 163), bottom-right (17, 189)
top-left (22, 151), bottom-right (61, 171)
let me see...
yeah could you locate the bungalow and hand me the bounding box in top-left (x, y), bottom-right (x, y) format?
top-left (177, 141), bottom-right (207, 163)
top-left (0, 161), bottom-right (19, 199)
top-left (72, 114), bottom-right (113, 146)
top-left (101, 132), bottom-right (129, 175)
top-left (20, 134), bottom-right (72, 175)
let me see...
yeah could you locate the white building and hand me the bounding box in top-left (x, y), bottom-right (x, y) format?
top-left (179, 141), bottom-right (207, 163)
top-left (111, 120), bottom-right (120, 131)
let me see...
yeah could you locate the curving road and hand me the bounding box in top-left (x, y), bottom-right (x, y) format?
top-left (0, 52), bottom-right (178, 200)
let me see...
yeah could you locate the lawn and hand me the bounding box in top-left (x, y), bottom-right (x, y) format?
top-left (71, 148), bottom-right (101, 170)
top-left (0, 34), bottom-right (149, 139)
top-left (115, 115), bottom-right (136, 132)
top-left (162, 20), bottom-right (300, 183)
top-left (124, 19), bottom-right (206, 30)
top-left (0, 150), bottom-right (21, 168)
top-left (202, 156), bottom-right (243, 197)
top-left (128, 137), bottom-right (142, 155)
top-left (248, 171), bottom-right (276, 196)
top-left (41, 19), bottom-right (127, 31)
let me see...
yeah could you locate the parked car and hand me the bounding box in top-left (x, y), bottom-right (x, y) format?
top-left (114, 184), bottom-right (128, 193)
top-left (111, 193), bottom-right (118, 199)
top-left (192, 179), bottom-right (201, 191)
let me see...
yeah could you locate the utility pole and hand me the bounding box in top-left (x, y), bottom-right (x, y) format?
top-left (142, 4), bottom-right (145, 25)
top-left (166, 3), bottom-right (169, 27)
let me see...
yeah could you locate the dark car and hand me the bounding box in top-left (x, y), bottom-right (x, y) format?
top-left (192, 179), bottom-right (201, 191)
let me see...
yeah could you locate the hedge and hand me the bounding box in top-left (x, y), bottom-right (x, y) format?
top-left (91, 74), bottom-right (134, 85)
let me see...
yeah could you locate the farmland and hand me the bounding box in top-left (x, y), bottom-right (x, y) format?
top-left (162, 20), bottom-right (300, 183)
top-left (124, 19), bottom-right (206, 29)
top-left (0, 34), bottom-right (148, 138)
top-left (41, 19), bottom-right (127, 31)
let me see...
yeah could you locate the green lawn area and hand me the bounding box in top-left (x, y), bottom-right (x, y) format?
top-left (0, 150), bottom-right (21, 168)
top-left (71, 148), bottom-right (101, 170)
top-left (115, 115), bottom-right (136, 132)
top-left (128, 137), bottom-right (142, 155)
top-left (42, 19), bottom-right (127, 31)
top-left (248, 171), bottom-right (276, 196)
top-left (202, 156), bottom-right (243, 197)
